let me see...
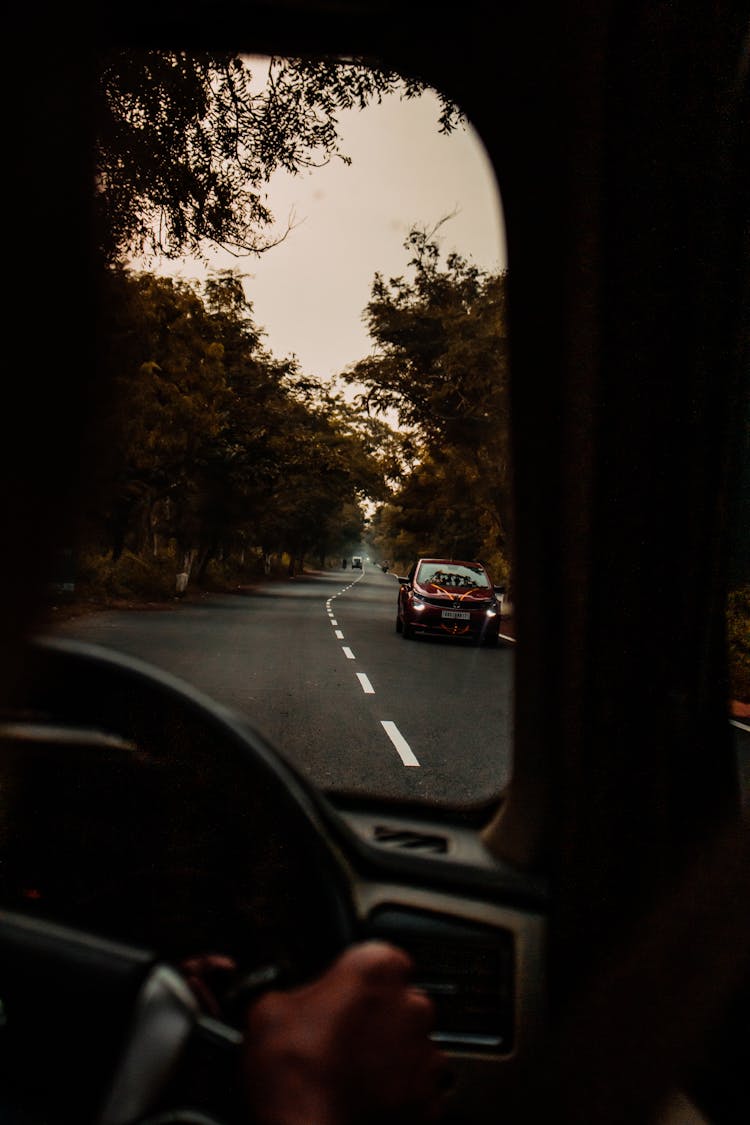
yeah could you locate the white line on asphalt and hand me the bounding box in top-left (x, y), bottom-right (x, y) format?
top-left (331, 619), bottom-right (338, 627)
top-left (731, 718), bottom-right (750, 733)
top-left (498, 633), bottom-right (516, 643)
top-left (335, 630), bottom-right (344, 639)
top-left (381, 721), bottom-right (420, 767)
top-left (342, 647), bottom-right (355, 660)
top-left (356, 673), bottom-right (375, 694)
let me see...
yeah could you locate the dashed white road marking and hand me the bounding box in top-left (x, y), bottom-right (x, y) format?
top-left (326, 568), bottom-right (420, 767)
top-left (381, 721), bottom-right (420, 767)
top-left (731, 718), bottom-right (750, 733)
top-left (498, 633), bottom-right (516, 643)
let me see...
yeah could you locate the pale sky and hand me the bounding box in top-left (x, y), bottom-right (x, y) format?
top-left (152, 79), bottom-right (506, 385)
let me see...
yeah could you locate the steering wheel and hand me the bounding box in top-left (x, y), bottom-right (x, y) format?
top-left (0, 635), bottom-right (357, 1124)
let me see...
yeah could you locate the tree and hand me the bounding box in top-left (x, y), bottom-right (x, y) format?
top-left (85, 268), bottom-right (231, 561)
top-left (83, 267), bottom-right (391, 588)
top-left (252, 392), bottom-right (387, 575)
top-left (347, 227), bottom-right (512, 571)
top-left (94, 53), bottom-right (461, 266)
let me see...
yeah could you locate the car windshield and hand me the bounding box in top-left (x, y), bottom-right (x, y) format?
top-left (45, 50), bottom-right (513, 814)
top-left (418, 563), bottom-right (492, 589)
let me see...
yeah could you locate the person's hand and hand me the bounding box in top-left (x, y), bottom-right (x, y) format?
top-left (241, 940), bottom-right (451, 1125)
top-left (180, 952), bottom-right (238, 1018)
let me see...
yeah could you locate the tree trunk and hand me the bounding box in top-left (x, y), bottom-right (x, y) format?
top-left (175, 547), bottom-right (196, 596)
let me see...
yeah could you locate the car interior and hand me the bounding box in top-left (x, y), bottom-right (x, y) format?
top-left (1, 2), bottom-right (749, 1124)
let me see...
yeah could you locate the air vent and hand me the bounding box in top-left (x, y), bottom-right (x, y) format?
top-left (367, 907), bottom-right (514, 1054)
top-left (373, 825), bottom-right (449, 854)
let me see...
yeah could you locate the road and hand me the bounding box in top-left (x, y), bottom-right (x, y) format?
top-left (49, 565), bottom-right (515, 809)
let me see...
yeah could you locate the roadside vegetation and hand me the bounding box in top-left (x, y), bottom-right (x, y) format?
top-left (68, 238), bottom-right (511, 601)
top-left (349, 225), bottom-right (511, 589)
top-left (80, 266), bottom-right (388, 586)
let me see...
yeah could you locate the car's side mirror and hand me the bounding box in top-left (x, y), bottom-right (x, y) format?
top-left (397, 577), bottom-right (409, 584)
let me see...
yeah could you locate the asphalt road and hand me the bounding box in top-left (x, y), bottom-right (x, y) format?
top-left (49, 565), bottom-right (515, 809)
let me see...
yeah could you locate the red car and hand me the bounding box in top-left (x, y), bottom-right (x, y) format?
top-left (396, 558), bottom-right (503, 645)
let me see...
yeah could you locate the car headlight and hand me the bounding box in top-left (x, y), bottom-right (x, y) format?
top-left (485, 604), bottom-right (498, 617)
top-left (412, 596), bottom-right (426, 611)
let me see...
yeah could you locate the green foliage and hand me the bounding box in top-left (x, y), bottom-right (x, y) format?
top-left (76, 266), bottom-right (392, 596)
top-left (348, 227), bottom-right (512, 576)
top-left (74, 550), bottom-right (178, 602)
top-left (727, 585), bottom-right (750, 702)
top-left (95, 53), bottom-right (462, 265)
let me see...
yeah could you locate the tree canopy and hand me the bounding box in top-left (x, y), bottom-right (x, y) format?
top-left (81, 268), bottom-right (390, 584)
top-left (347, 228), bottom-right (511, 580)
top-left (94, 52), bottom-right (462, 265)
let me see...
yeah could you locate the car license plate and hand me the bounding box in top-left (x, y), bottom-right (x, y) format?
top-left (442, 610), bottom-right (470, 620)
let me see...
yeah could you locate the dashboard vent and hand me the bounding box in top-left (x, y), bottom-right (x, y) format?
top-left (373, 825), bottom-right (449, 854)
top-left (367, 906), bottom-right (514, 1054)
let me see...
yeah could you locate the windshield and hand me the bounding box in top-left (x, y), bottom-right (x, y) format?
top-left (416, 563), bottom-right (493, 590)
top-left (45, 51), bottom-right (513, 814)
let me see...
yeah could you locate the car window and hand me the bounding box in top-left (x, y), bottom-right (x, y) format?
top-left (46, 50), bottom-right (512, 814)
top-left (418, 563), bottom-right (492, 589)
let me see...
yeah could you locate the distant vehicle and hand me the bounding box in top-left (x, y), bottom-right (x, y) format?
top-left (351, 556), bottom-right (362, 569)
top-left (396, 558), bottom-right (502, 645)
